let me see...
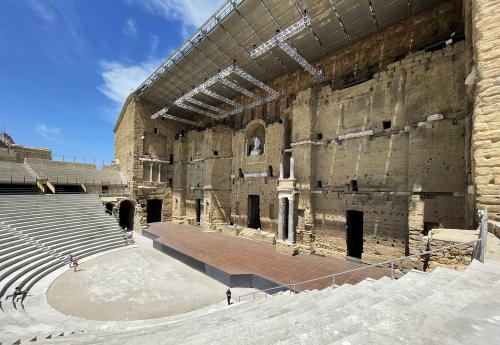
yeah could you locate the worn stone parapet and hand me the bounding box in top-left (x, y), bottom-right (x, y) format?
top-left (425, 228), bottom-right (477, 272)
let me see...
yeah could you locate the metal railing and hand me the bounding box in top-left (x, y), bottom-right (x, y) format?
top-left (238, 210), bottom-right (489, 302)
top-left (51, 178), bottom-right (126, 186)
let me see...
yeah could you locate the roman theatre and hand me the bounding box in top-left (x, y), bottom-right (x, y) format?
top-left (1, 0), bottom-right (500, 344)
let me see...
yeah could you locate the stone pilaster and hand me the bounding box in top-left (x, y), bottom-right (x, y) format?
top-left (287, 195), bottom-right (295, 243)
top-left (278, 197), bottom-right (285, 241)
top-left (471, 0), bottom-right (500, 221)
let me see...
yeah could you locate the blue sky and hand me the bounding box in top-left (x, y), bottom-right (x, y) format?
top-left (0, 0), bottom-right (224, 164)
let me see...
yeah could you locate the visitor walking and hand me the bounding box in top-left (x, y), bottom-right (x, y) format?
top-left (226, 288), bottom-right (232, 305)
top-left (72, 258), bottom-right (79, 272)
top-left (66, 253), bottom-right (73, 269)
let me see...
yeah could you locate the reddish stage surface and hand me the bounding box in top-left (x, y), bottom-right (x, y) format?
top-left (147, 222), bottom-right (388, 291)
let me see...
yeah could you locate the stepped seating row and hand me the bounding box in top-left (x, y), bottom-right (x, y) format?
top-left (1, 259), bottom-right (498, 345)
top-left (0, 161), bottom-right (36, 183)
top-left (54, 184), bottom-right (84, 194)
top-left (25, 160), bottom-right (126, 185)
top-left (0, 183), bottom-right (39, 195)
top-left (0, 194), bottom-right (133, 304)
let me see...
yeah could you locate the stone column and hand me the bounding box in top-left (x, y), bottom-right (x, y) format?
top-left (149, 162), bottom-right (153, 182)
top-left (279, 162), bottom-right (284, 179)
top-left (157, 163), bottom-right (161, 182)
top-left (278, 197), bottom-right (285, 241)
top-left (287, 196), bottom-right (295, 243)
top-left (471, 0), bottom-right (500, 221)
top-left (289, 157), bottom-right (295, 180)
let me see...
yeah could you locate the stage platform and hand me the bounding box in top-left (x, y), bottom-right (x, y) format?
top-left (144, 222), bottom-right (388, 293)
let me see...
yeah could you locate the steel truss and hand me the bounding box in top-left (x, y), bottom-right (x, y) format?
top-left (150, 109), bottom-right (203, 127)
top-left (201, 90), bottom-right (241, 107)
top-left (219, 92), bottom-right (281, 119)
top-left (152, 64), bottom-right (280, 122)
top-left (251, 16), bottom-right (323, 80)
top-left (185, 97), bottom-right (224, 113)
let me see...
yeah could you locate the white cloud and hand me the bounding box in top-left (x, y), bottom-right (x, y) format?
top-left (28, 0), bottom-right (57, 22)
top-left (123, 18), bottom-right (138, 38)
top-left (98, 58), bottom-right (161, 104)
top-left (35, 124), bottom-right (62, 142)
top-left (132, 0), bottom-right (225, 36)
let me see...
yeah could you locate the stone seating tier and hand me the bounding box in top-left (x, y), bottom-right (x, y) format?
top-left (0, 194), bottom-right (133, 303)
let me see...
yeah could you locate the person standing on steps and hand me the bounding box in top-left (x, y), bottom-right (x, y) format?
top-left (66, 253), bottom-right (73, 269)
top-left (13, 286), bottom-right (27, 300)
top-left (72, 258), bottom-right (79, 272)
top-left (226, 288), bottom-right (232, 305)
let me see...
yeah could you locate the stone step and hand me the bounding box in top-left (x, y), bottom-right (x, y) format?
top-left (0, 242), bottom-right (36, 259)
top-left (336, 274), bottom-right (500, 344)
top-left (4, 215), bottom-right (117, 230)
top-left (258, 270), bottom-right (448, 345)
top-left (18, 220), bottom-right (119, 237)
top-left (0, 244), bottom-right (41, 264)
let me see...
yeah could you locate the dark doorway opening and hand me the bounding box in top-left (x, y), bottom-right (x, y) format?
top-left (283, 198), bottom-right (289, 240)
top-left (105, 202), bottom-right (113, 215)
top-left (147, 199), bottom-right (162, 223)
top-left (350, 180), bottom-right (358, 192)
top-left (248, 195), bottom-right (261, 229)
top-left (119, 200), bottom-right (134, 230)
top-left (346, 210), bottom-right (363, 259)
top-left (195, 199), bottom-right (202, 224)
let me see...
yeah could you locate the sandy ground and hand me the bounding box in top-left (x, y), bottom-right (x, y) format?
top-left (47, 235), bottom-right (256, 321)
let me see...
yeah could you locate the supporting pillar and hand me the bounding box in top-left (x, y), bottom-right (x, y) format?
top-left (289, 158), bottom-right (295, 180)
top-left (157, 163), bottom-right (161, 182)
top-left (149, 162), bottom-right (153, 182)
top-left (287, 196), bottom-right (295, 243)
top-left (278, 197), bottom-right (285, 241)
top-left (279, 162), bottom-right (284, 179)
top-left (471, 0), bottom-right (500, 222)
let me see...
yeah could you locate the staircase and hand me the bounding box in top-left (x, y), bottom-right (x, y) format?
top-left (0, 194), bottom-right (133, 303)
top-left (0, 258), bottom-right (498, 344)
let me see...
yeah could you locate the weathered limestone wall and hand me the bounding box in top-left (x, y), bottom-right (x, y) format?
top-left (114, 95), bottom-right (143, 184)
top-left (230, 120), bottom-right (283, 232)
top-left (114, 95), bottom-right (188, 226)
top-left (291, 41), bottom-right (470, 262)
top-left (471, 0), bottom-right (500, 221)
top-left (171, 126), bottom-right (233, 227)
top-left (0, 145), bottom-right (52, 163)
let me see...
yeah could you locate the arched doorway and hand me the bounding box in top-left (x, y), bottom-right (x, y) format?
top-left (119, 200), bottom-right (134, 230)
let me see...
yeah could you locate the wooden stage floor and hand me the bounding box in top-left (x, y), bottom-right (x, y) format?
top-left (146, 222), bottom-right (388, 292)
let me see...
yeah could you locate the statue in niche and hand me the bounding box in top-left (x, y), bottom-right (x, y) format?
top-left (249, 136), bottom-right (262, 156)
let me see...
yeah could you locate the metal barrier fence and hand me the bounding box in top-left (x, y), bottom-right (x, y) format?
top-left (239, 208), bottom-right (489, 302)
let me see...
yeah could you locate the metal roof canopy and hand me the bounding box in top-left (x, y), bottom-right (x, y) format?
top-left (138, 0), bottom-right (444, 124)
